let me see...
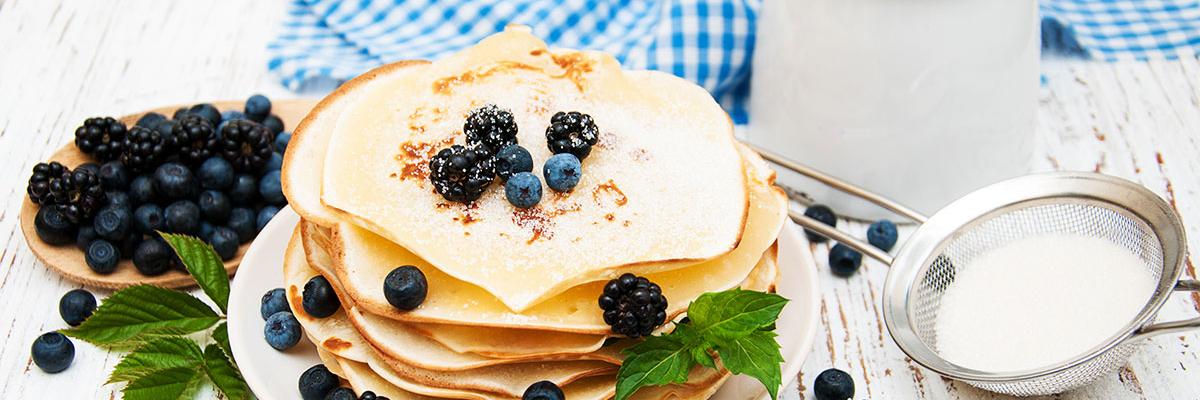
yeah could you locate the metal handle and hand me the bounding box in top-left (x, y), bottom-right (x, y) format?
top-left (1133, 280), bottom-right (1200, 339)
top-left (790, 209), bottom-right (895, 265)
top-left (744, 141), bottom-right (929, 223)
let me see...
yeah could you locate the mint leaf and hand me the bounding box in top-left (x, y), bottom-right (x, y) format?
top-left (123, 367), bottom-right (206, 400)
top-left (161, 233), bottom-right (230, 313)
top-left (690, 346), bottom-right (716, 369)
top-left (716, 330), bottom-right (785, 400)
top-left (109, 337), bottom-right (204, 383)
top-left (212, 322), bottom-right (233, 363)
top-left (689, 289), bottom-right (787, 340)
top-left (615, 335), bottom-right (696, 400)
top-left (62, 285), bottom-right (220, 346)
top-left (204, 343), bottom-right (250, 400)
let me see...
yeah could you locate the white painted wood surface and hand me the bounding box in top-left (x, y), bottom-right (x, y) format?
top-left (0, 1), bottom-right (1197, 398)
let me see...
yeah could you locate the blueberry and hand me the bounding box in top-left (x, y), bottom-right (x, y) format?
top-left (93, 206), bottom-right (132, 241)
top-left (197, 157), bottom-right (235, 190)
top-left (522, 380), bottom-right (564, 400)
top-left (261, 288), bottom-right (289, 320)
top-left (229, 174), bottom-right (258, 204)
top-left (189, 103), bottom-right (222, 127)
top-left (302, 276), bottom-right (340, 318)
top-left (153, 162), bottom-right (197, 200)
top-left (543, 153), bottom-right (582, 192)
top-left (75, 162), bottom-right (100, 177)
top-left (867, 219), bottom-right (898, 252)
top-left (75, 225), bottom-right (97, 251)
top-left (31, 332), bottom-right (74, 373)
top-left (358, 391), bottom-right (384, 400)
top-left (136, 112), bottom-right (166, 128)
top-left (383, 266), bottom-right (427, 311)
top-left (129, 175), bottom-right (157, 205)
top-left (828, 244), bottom-right (862, 277)
top-left (263, 115), bottom-right (285, 135)
top-left (133, 238), bottom-right (175, 276)
top-left (324, 387), bottom-right (356, 400)
top-left (198, 190), bottom-right (232, 224)
top-left (119, 233), bottom-right (142, 260)
top-left (298, 364), bottom-right (339, 400)
top-left (164, 200), bottom-right (201, 235)
top-left (200, 221), bottom-right (216, 239)
top-left (172, 107), bottom-right (191, 120)
top-left (274, 132), bottom-right (292, 154)
top-left (35, 207), bottom-right (76, 245)
top-left (227, 207), bottom-right (256, 243)
top-left (155, 119), bottom-right (179, 137)
top-left (496, 145), bottom-right (533, 181)
top-left (221, 110), bottom-right (246, 123)
top-left (504, 172), bottom-right (542, 209)
top-left (59, 289), bottom-right (97, 327)
top-left (245, 94), bottom-right (272, 122)
top-left (814, 368), bottom-right (855, 400)
top-left (263, 151), bottom-right (283, 172)
top-left (257, 205), bottom-right (280, 232)
top-left (98, 161), bottom-right (129, 190)
top-left (259, 170), bottom-right (285, 205)
top-left (133, 204), bottom-right (165, 235)
top-left (85, 239), bottom-right (120, 274)
top-left (209, 226), bottom-right (240, 261)
top-left (106, 190), bottom-right (132, 211)
top-left (264, 311), bottom-right (302, 351)
top-left (803, 204), bottom-right (837, 243)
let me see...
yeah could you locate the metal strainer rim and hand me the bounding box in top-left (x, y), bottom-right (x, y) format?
top-left (881, 172), bottom-right (1187, 383)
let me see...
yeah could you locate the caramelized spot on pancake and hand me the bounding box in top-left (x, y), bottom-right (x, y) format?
top-left (513, 208), bottom-right (553, 244)
top-left (595, 131), bottom-right (618, 149)
top-left (407, 106), bottom-right (445, 134)
top-left (530, 49), bottom-right (546, 56)
top-left (395, 137), bottom-right (454, 181)
top-left (323, 337), bottom-right (353, 351)
top-left (592, 179), bottom-right (628, 207)
top-left (630, 148), bottom-right (651, 162)
top-left (550, 52), bottom-right (595, 91)
top-left (288, 285), bottom-right (306, 318)
top-left (433, 61), bottom-right (542, 95)
top-left (605, 213), bottom-right (615, 221)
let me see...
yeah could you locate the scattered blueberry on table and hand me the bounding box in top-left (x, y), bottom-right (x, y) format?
top-left (302, 275), bottom-right (341, 318)
top-left (30, 332), bottom-right (75, 373)
top-left (814, 368), bottom-right (855, 400)
top-left (383, 265), bottom-right (428, 311)
top-left (324, 387), bottom-right (357, 400)
top-left (522, 380), bottom-right (565, 400)
top-left (802, 204), bottom-right (837, 243)
top-left (828, 243), bottom-right (863, 277)
top-left (264, 311), bottom-right (302, 351)
top-left (260, 287), bottom-right (289, 319)
top-left (868, 219), bottom-right (898, 251)
top-left (24, 95), bottom-right (290, 276)
top-left (58, 289), bottom-right (96, 326)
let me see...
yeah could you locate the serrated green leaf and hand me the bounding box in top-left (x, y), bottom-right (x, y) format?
top-left (123, 366), bottom-right (206, 400)
top-left (212, 322), bottom-right (233, 363)
top-left (689, 289), bottom-right (787, 340)
top-left (62, 285), bottom-right (220, 346)
top-left (204, 343), bottom-right (250, 400)
top-left (161, 233), bottom-right (230, 313)
top-left (715, 330), bottom-right (784, 400)
top-left (690, 346), bottom-right (716, 369)
top-left (109, 337), bottom-right (204, 383)
top-left (615, 335), bottom-right (696, 400)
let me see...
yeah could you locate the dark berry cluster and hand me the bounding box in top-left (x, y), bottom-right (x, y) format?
top-left (429, 145), bottom-right (496, 203)
top-left (28, 95), bottom-right (293, 278)
top-left (545, 111), bottom-right (598, 160)
top-left (464, 104), bottom-right (518, 154)
top-left (599, 273), bottom-right (668, 338)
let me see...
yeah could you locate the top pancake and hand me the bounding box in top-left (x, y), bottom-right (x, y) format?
top-left (320, 26), bottom-right (748, 312)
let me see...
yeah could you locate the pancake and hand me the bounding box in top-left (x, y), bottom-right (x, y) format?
top-left (325, 147), bottom-right (786, 333)
top-left (320, 26), bottom-right (748, 312)
top-left (284, 227), bottom-right (371, 363)
top-left (333, 356), bottom-right (438, 400)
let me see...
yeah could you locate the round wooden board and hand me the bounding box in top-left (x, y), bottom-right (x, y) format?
top-left (18, 99), bottom-right (320, 289)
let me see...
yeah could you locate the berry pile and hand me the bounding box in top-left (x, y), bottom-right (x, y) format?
top-left (27, 95), bottom-right (292, 277)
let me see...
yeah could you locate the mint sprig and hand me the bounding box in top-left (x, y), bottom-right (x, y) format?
top-left (62, 234), bottom-right (249, 400)
top-left (615, 289), bottom-right (788, 400)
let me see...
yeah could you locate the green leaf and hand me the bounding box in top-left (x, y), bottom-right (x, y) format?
top-left (203, 343), bottom-right (250, 400)
top-left (109, 337), bottom-right (204, 383)
top-left (689, 289), bottom-right (787, 340)
top-left (161, 233), bottom-right (231, 313)
top-left (212, 322), bottom-right (233, 363)
top-left (690, 346), bottom-right (716, 369)
top-left (615, 335), bottom-right (696, 400)
top-left (123, 367), bottom-right (206, 400)
top-left (62, 285), bottom-right (220, 346)
top-left (715, 330), bottom-right (785, 400)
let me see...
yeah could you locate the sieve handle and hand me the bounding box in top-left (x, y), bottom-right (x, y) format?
top-left (790, 209), bottom-right (895, 265)
top-left (1133, 280), bottom-right (1200, 339)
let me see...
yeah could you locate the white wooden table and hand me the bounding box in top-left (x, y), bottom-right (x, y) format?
top-left (1, 1), bottom-right (1198, 398)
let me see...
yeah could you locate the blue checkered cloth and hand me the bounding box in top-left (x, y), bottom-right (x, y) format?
top-left (269, 0), bottom-right (1200, 124)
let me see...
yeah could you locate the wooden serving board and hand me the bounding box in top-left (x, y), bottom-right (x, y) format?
top-left (18, 99), bottom-right (320, 289)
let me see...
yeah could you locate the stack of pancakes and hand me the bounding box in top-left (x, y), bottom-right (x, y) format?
top-left (279, 26), bottom-right (789, 399)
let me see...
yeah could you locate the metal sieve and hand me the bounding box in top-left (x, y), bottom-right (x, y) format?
top-left (746, 143), bottom-right (1200, 396)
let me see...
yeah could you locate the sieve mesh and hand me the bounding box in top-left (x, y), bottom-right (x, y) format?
top-left (906, 200), bottom-right (1166, 396)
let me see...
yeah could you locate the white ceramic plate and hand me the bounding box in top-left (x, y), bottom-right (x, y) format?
top-left (228, 207), bottom-right (820, 400)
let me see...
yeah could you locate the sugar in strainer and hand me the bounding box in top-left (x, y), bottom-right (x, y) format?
top-left (746, 143), bottom-right (1200, 396)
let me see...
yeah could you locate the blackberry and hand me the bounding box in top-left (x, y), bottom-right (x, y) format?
top-left (545, 111), bottom-right (598, 160)
top-left (167, 114), bottom-right (218, 165)
top-left (48, 169), bottom-right (107, 224)
top-left (74, 117), bottom-right (128, 162)
top-left (219, 120), bottom-right (275, 172)
top-left (464, 104), bottom-right (519, 154)
top-left (27, 162), bottom-right (68, 206)
top-left (598, 273), bottom-right (668, 338)
top-left (428, 145), bottom-right (496, 203)
top-left (121, 126), bottom-right (169, 174)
